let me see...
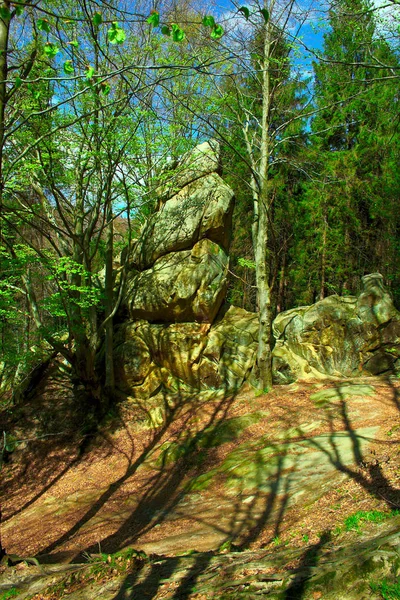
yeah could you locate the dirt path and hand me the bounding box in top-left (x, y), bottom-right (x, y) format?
top-left (2, 377), bottom-right (399, 558)
top-left (0, 377), bottom-right (399, 598)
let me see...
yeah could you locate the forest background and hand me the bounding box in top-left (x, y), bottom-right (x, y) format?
top-left (0, 0), bottom-right (399, 416)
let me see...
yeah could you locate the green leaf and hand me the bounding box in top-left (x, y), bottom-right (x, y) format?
top-left (171, 23), bottom-right (185, 42)
top-left (238, 257), bottom-right (256, 269)
top-left (108, 22), bottom-right (126, 44)
top-left (14, 76), bottom-right (22, 88)
top-left (238, 6), bottom-right (250, 19)
top-left (63, 60), bottom-right (74, 74)
top-left (85, 65), bottom-right (95, 80)
top-left (202, 15), bottom-right (215, 28)
top-left (37, 18), bottom-right (51, 32)
top-left (210, 24), bottom-right (224, 39)
top-left (147, 11), bottom-right (159, 27)
top-left (69, 40), bottom-right (79, 47)
top-left (0, 6), bottom-right (11, 20)
top-left (5, 440), bottom-right (15, 452)
top-left (161, 25), bottom-right (171, 36)
top-left (116, 28), bottom-right (126, 43)
top-left (260, 8), bottom-right (269, 23)
top-left (43, 42), bottom-right (59, 58)
top-left (100, 82), bottom-right (111, 95)
top-left (15, 5), bottom-right (24, 16)
top-left (93, 12), bottom-right (102, 26)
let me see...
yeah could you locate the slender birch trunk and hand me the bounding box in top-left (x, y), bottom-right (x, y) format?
top-left (253, 7), bottom-right (274, 390)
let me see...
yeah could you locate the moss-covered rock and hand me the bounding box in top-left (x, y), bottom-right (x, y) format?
top-left (273, 273), bottom-right (400, 382)
top-left (125, 239), bottom-right (229, 324)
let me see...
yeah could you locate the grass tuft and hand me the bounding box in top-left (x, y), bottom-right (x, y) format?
top-left (344, 510), bottom-right (400, 532)
top-left (370, 578), bottom-right (400, 599)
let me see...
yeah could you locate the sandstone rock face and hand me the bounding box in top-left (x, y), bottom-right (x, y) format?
top-left (114, 306), bottom-right (259, 398)
top-left (131, 146), bottom-right (233, 271)
top-left (116, 142), bottom-right (400, 399)
top-left (155, 140), bottom-right (221, 202)
top-left (273, 273), bottom-right (400, 383)
top-left (116, 142), bottom-right (257, 398)
top-left (126, 239), bottom-right (229, 323)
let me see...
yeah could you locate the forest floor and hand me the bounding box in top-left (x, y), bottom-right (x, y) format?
top-left (0, 373), bottom-right (399, 598)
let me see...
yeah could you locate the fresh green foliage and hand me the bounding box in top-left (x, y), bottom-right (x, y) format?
top-left (63, 60), bottom-right (74, 74)
top-left (85, 65), bottom-right (95, 80)
top-left (43, 42), bottom-right (59, 57)
top-left (387, 425), bottom-right (400, 437)
top-left (370, 579), bottom-right (400, 600)
top-left (272, 536), bottom-right (281, 545)
top-left (107, 22), bottom-right (126, 44)
top-left (42, 257), bottom-right (102, 317)
top-left (210, 24), bottom-right (224, 39)
top-left (202, 15), bottom-right (215, 28)
top-left (0, 589), bottom-right (18, 600)
top-left (147, 11), bottom-right (159, 28)
top-left (0, 6), bottom-right (11, 21)
top-left (37, 18), bottom-right (51, 32)
top-left (92, 12), bottom-right (102, 26)
top-left (171, 23), bottom-right (185, 42)
top-left (238, 257), bottom-right (256, 270)
top-left (344, 510), bottom-right (400, 532)
top-left (238, 6), bottom-right (250, 20)
top-left (89, 547), bottom-right (147, 577)
top-left (202, 15), bottom-right (224, 39)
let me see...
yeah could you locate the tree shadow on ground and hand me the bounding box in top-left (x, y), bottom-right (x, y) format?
top-left (36, 381), bottom-right (242, 560)
top-left (283, 530), bottom-right (331, 600)
top-left (5, 372), bottom-right (400, 599)
top-left (314, 383), bottom-right (400, 510)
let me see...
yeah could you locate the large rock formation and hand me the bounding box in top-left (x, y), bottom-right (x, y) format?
top-left (125, 239), bottom-right (229, 323)
top-left (115, 142), bottom-right (400, 399)
top-left (273, 273), bottom-right (400, 383)
top-left (115, 141), bottom-right (258, 397)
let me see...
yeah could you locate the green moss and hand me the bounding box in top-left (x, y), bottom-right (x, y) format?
top-left (310, 384), bottom-right (375, 404)
top-left (370, 578), bottom-right (400, 599)
top-left (344, 510), bottom-right (400, 532)
top-left (89, 547), bottom-right (147, 577)
top-left (186, 470), bottom-right (218, 491)
top-left (0, 589), bottom-right (18, 600)
top-left (157, 412), bottom-right (267, 467)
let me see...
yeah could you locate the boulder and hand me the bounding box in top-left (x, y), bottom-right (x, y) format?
top-left (202, 306), bottom-right (259, 390)
top-left (138, 321), bottom-right (210, 388)
top-left (356, 272), bottom-right (398, 325)
top-left (155, 140), bottom-right (221, 202)
top-left (273, 274), bottom-right (400, 382)
top-left (125, 239), bottom-right (229, 324)
top-left (114, 306), bottom-right (259, 397)
top-left (113, 322), bottom-right (156, 393)
top-left (131, 172), bottom-right (234, 270)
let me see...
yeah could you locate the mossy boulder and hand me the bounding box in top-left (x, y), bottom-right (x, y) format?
top-left (273, 273), bottom-right (400, 382)
top-left (130, 169), bottom-right (233, 270)
top-left (125, 239), bottom-right (229, 324)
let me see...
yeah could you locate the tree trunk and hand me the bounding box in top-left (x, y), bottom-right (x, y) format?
top-left (320, 212), bottom-right (327, 300)
top-left (0, 1), bottom-right (10, 246)
top-left (277, 239), bottom-right (287, 314)
top-left (104, 200), bottom-right (115, 397)
top-left (253, 9), bottom-right (274, 391)
top-left (72, 341), bottom-right (104, 420)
